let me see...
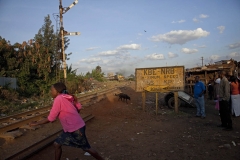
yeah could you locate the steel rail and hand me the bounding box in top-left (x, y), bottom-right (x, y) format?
top-left (0, 87), bottom-right (119, 133)
top-left (5, 114), bottom-right (94, 160)
top-left (0, 87), bottom-right (115, 122)
top-left (0, 107), bottom-right (51, 124)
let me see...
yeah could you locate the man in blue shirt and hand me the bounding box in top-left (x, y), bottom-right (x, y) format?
top-left (194, 76), bottom-right (206, 118)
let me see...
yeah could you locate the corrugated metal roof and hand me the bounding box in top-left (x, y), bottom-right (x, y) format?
top-left (185, 59), bottom-right (236, 73)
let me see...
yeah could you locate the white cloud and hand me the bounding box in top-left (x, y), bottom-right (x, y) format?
top-left (85, 47), bottom-right (99, 51)
top-left (117, 44), bottom-right (141, 50)
top-left (74, 49), bottom-right (141, 75)
top-left (168, 52), bottom-right (178, 58)
top-left (150, 28), bottom-right (210, 45)
top-left (199, 14), bottom-right (209, 18)
top-left (101, 56), bottom-right (140, 75)
top-left (138, 33), bottom-right (143, 36)
top-left (172, 19), bottom-right (186, 23)
top-left (181, 48), bottom-right (198, 54)
top-left (209, 55), bottom-right (220, 61)
top-left (193, 18), bottom-right (199, 23)
top-left (73, 43), bottom-right (143, 75)
top-left (193, 14), bottom-right (209, 23)
top-left (217, 26), bottom-right (225, 34)
top-left (97, 43), bottom-right (141, 57)
top-left (227, 42), bottom-right (240, 49)
top-left (79, 57), bottom-right (102, 63)
top-left (227, 52), bottom-right (240, 61)
top-left (146, 53), bottom-right (165, 60)
top-left (178, 19), bottom-right (186, 23)
top-left (101, 59), bottom-right (111, 64)
top-left (128, 57), bottom-right (144, 66)
top-left (228, 52), bottom-right (240, 58)
top-left (116, 52), bottom-right (131, 60)
top-left (73, 65), bottom-right (93, 74)
top-left (98, 50), bottom-right (125, 56)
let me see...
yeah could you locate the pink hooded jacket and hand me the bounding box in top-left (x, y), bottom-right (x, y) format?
top-left (48, 94), bottom-right (85, 132)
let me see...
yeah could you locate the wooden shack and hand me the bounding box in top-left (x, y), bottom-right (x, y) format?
top-left (185, 59), bottom-right (239, 94)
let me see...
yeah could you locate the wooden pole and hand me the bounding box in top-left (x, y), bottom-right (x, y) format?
top-left (205, 71), bottom-right (208, 98)
top-left (174, 91), bottom-right (179, 113)
top-left (142, 91), bottom-right (146, 111)
top-left (156, 92), bottom-right (158, 115)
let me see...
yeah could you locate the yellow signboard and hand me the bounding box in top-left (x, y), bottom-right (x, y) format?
top-left (135, 66), bottom-right (185, 92)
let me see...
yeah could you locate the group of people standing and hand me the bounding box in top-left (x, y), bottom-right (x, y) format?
top-left (194, 71), bottom-right (240, 131)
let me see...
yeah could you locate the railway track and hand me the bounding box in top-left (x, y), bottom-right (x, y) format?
top-left (5, 114), bottom-right (95, 160)
top-left (0, 84), bottom-right (128, 159)
top-left (0, 86), bottom-right (120, 138)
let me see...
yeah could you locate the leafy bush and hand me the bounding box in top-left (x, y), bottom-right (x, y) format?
top-left (0, 84), bottom-right (19, 100)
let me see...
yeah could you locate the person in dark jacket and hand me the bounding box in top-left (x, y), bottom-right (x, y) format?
top-left (218, 71), bottom-right (232, 131)
top-left (208, 81), bottom-right (214, 100)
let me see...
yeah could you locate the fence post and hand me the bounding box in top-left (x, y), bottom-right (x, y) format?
top-left (156, 92), bottom-right (158, 115)
top-left (142, 91), bottom-right (146, 111)
top-left (174, 91), bottom-right (179, 113)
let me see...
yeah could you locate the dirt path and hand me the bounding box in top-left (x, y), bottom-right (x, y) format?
top-left (2, 82), bottom-right (240, 160)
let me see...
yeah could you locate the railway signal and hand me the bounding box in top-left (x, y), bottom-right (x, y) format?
top-left (59, 0), bottom-right (80, 84)
top-left (64, 31), bottom-right (81, 36)
top-left (63, 0), bottom-right (78, 14)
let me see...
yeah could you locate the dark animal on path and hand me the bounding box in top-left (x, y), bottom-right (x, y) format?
top-left (115, 93), bottom-right (131, 103)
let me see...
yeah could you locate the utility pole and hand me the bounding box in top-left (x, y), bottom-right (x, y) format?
top-left (201, 57), bottom-right (204, 67)
top-left (59, 0), bottom-right (80, 84)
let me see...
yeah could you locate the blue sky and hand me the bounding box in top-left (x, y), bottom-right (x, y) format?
top-left (0, 0), bottom-right (240, 76)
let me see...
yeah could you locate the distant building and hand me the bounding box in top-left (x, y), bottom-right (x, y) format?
top-left (0, 77), bottom-right (17, 89)
top-left (107, 72), bottom-right (114, 77)
top-left (105, 73), bottom-right (125, 81)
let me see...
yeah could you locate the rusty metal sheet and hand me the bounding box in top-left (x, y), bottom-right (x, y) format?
top-left (135, 66), bottom-right (185, 92)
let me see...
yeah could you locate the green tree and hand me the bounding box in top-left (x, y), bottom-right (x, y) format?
top-left (34, 15), bottom-right (56, 82)
top-left (91, 66), bottom-right (105, 82)
top-left (0, 15), bottom-right (72, 97)
top-left (96, 65), bottom-right (102, 73)
top-left (0, 37), bottom-right (18, 77)
top-left (65, 64), bottom-right (78, 93)
top-left (32, 15), bottom-right (69, 96)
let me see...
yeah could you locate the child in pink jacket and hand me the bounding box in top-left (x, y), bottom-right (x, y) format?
top-left (30, 82), bottom-right (103, 160)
